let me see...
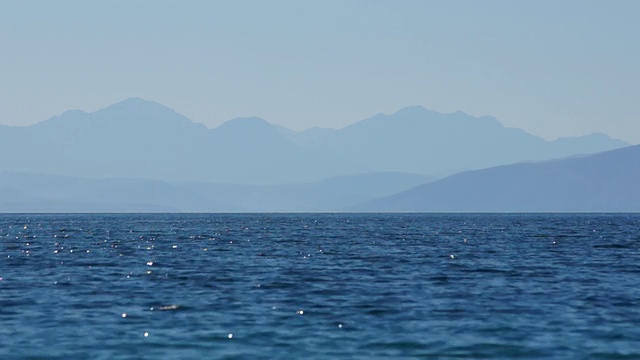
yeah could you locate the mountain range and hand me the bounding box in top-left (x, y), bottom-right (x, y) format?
top-left (0, 171), bottom-right (429, 212)
top-left (356, 144), bottom-right (640, 212)
top-left (0, 97), bottom-right (635, 212)
top-left (0, 98), bottom-right (627, 184)
top-left (278, 106), bottom-right (628, 177)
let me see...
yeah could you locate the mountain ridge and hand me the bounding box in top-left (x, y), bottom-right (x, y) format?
top-left (355, 144), bottom-right (640, 212)
top-left (2, 98), bottom-right (628, 144)
top-left (0, 97), bottom-right (629, 185)
top-left (0, 170), bottom-right (430, 212)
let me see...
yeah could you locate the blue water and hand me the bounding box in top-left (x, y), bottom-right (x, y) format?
top-left (1, 213), bottom-right (640, 359)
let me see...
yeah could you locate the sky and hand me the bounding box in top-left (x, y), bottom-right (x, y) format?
top-left (1, 0), bottom-right (639, 143)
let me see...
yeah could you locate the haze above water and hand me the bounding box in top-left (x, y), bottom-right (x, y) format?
top-left (2, 1), bottom-right (640, 144)
top-left (2, 1), bottom-right (639, 211)
top-left (0, 97), bottom-right (637, 212)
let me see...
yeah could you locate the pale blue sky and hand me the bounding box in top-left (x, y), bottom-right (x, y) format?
top-left (1, 0), bottom-right (639, 143)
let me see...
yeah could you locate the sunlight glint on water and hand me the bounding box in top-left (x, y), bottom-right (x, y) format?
top-left (1, 213), bottom-right (639, 359)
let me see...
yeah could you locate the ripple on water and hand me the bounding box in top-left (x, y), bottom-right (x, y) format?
top-left (1, 213), bottom-right (640, 359)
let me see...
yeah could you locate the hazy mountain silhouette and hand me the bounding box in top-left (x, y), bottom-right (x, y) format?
top-left (0, 98), bottom-right (362, 184)
top-left (179, 171), bottom-right (431, 211)
top-left (0, 171), bottom-right (239, 212)
top-left (0, 98), bottom-right (628, 185)
top-left (280, 106), bottom-right (629, 176)
top-left (355, 145), bottom-right (640, 212)
top-left (0, 171), bottom-right (429, 212)
top-left (0, 98), bottom-right (210, 181)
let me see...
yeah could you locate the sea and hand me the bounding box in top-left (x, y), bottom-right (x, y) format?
top-left (1, 213), bottom-right (639, 359)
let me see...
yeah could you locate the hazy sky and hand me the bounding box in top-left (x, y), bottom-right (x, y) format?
top-left (1, 0), bottom-right (639, 143)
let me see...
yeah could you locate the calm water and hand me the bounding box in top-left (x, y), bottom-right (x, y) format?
top-left (1, 213), bottom-right (639, 359)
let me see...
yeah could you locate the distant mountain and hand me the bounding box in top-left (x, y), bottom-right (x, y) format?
top-left (280, 106), bottom-right (629, 176)
top-left (0, 171), bottom-right (239, 212)
top-left (355, 145), bottom-right (640, 212)
top-left (0, 98), bottom-right (628, 184)
top-left (179, 171), bottom-right (432, 212)
top-left (0, 171), bottom-right (430, 212)
top-left (0, 98), bottom-right (362, 184)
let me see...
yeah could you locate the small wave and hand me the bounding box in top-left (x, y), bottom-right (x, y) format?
top-left (593, 243), bottom-right (635, 249)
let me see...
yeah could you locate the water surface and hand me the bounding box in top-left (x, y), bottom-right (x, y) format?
top-left (1, 213), bottom-right (639, 359)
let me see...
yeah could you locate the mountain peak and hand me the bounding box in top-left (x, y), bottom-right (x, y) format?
top-left (91, 97), bottom-right (202, 129)
top-left (392, 105), bottom-right (433, 117)
top-left (31, 97), bottom-right (203, 132)
top-left (216, 117), bottom-right (274, 132)
top-left (101, 97), bottom-right (173, 114)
